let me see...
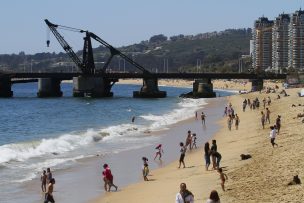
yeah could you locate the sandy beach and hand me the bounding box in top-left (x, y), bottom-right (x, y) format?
top-left (93, 86), bottom-right (303, 203)
top-left (118, 78), bottom-right (284, 92)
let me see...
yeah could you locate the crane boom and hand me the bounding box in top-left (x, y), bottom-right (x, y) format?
top-left (45, 19), bottom-right (151, 76)
top-left (89, 32), bottom-right (151, 75)
top-left (45, 19), bottom-right (87, 74)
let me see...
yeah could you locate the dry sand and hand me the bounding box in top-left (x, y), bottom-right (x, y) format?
top-left (118, 79), bottom-right (283, 92)
top-left (93, 87), bottom-right (303, 203)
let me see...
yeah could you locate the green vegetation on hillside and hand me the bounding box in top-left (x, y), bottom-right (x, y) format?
top-left (0, 28), bottom-right (252, 73)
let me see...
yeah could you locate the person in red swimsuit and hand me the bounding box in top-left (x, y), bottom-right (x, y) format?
top-left (102, 164), bottom-right (118, 192)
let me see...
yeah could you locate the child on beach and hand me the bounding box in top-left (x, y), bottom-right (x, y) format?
top-left (185, 130), bottom-right (193, 150)
top-left (154, 144), bottom-right (164, 160)
top-left (41, 170), bottom-right (47, 192)
top-left (218, 168), bottom-right (228, 191)
top-left (143, 163), bottom-right (149, 181)
top-left (269, 126), bottom-right (278, 147)
top-left (192, 133), bottom-right (197, 149)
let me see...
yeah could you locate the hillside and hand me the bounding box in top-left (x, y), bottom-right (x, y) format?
top-left (0, 28), bottom-right (252, 73)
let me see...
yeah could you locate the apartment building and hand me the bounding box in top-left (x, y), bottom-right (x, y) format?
top-left (289, 9), bottom-right (304, 70)
top-left (252, 17), bottom-right (274, 71)
top-left (272, 14), bottom-right (290, 72)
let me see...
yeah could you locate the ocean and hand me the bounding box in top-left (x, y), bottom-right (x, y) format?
top-left (0, 82), bottom-right (234, 202)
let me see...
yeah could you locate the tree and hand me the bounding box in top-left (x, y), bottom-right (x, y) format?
top-left (149, 34), bottom-right (168, 43)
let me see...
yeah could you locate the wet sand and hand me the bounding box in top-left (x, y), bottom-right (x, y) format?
top-left (20, 96), bottom-right (227, 203)
top-left (94, 87), bottom-right (304, 203)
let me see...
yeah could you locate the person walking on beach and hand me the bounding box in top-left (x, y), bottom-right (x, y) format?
top-left (276, 115), bottom-right (281, 134)
top-left (204, 142), bottom-right (211, 171)
top-left (262, 97), bottom-right (267, 109)
top-left (201, 112), bottom-right (206, 125)
top-left (103, 164), bottom-right (118, 192)
top-left (195, 111), bottom-right (198, 120)
top-left (227, 115), bottom-right (232, 131)
top-left (206, 190), bottom-right (221, 203)
top-left (267, 96), bottom-right (271, 106)
top-left (154, 144), bottom-right (164, 160)
top-left (223, 107), bottom-right (227, 117)
top-left (235, 114), bottom-right (240, 130)
top-left (261, 111), bottom-right (266, 129)
top-left (242, 99), bottom-right (247, 112)
top-left (211, 150), bottom-right (222, 169)
top-left (269, 126), bottom-right (278, 147)
top-left (41, 170), bottom-right (47, 192)
top-left (185, 131), bottom-right (193, 150)
top-left (46, 168), bottom-right (52, 185)
top-left (143, 163), bottom-right (149, 181)
top-left (175, 183), bottom-right (194, 203)
top-left (44, 178), bottom-right (55, 203)
top-left (265, 108), bottom-right (271, 124)
top-left (210, 140), bottom-right (218, 170)
top-left (178, 142), bottom-right (186, 168)
top-left (217, 168), bottom-right (228, 191)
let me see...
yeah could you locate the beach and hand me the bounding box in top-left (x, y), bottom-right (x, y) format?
top-left (94, 86), bottom-right (303, 203)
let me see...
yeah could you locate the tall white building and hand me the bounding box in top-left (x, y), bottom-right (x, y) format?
top-left (252, 17), bottom-right (274, 71)
top-left (289, 9), bottom-right (304, 70)
top-left (272, 13), bottom-right (290, 72)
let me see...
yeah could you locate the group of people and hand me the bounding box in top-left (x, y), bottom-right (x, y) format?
top-left (224, 103), bottom-right (240, 131)
top-left (243, 93), bottom-right (282, 148)
top-left (40, 168), bottom-right (55, 203)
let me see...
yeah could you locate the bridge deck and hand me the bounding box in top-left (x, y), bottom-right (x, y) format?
top-left (1, 72), bottom-right (287, 80)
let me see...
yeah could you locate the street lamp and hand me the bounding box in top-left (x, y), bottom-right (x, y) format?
top-left (196, 59), bottom-right (201, 73)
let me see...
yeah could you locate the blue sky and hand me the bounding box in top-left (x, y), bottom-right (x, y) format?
top-left (0, 0), bottom-right (302, 54)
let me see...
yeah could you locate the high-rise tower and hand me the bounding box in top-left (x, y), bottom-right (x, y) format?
top-left (252, 17), bottom-right (274, 71)
top-left (272, 13), bottom-right (290, 72)
top-left (289, 9), bottom-right (304, 70)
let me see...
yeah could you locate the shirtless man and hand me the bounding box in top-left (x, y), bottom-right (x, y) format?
top-left (44, 178), bottom-right (55, 203)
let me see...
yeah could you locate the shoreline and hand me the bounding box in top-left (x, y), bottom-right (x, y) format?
top-left (94, 87), bottom-right (303, 203)
top-left (15, 91), bottom-right (229, 203)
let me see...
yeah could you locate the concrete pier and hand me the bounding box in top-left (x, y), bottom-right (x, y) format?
top-left (133, 78), bottom-right (166, 98)
top-left (181, 79), bottom-right (216, 98)
top-left (0, 77), bottom-right (13, 97)
top-left (251, 79), bottom-right (264, 91)
top-left (73, 76), bottom-right (116, 97)
top-left (37, 78), bottom-right (63, 97)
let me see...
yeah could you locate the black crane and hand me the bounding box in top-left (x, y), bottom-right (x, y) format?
top-left (45, 19), bottom-right (151, 76)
